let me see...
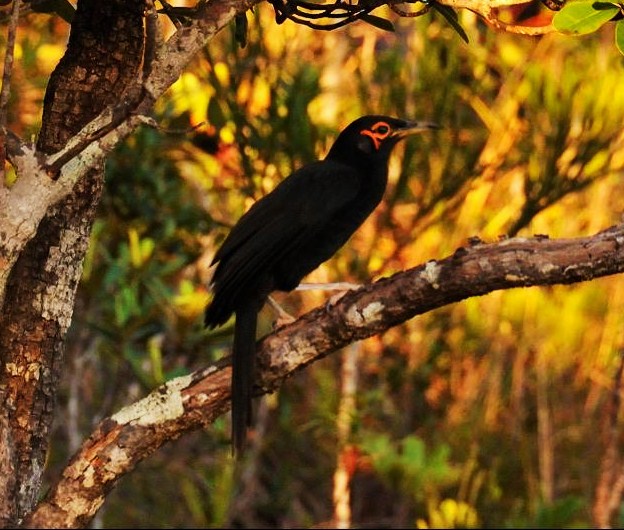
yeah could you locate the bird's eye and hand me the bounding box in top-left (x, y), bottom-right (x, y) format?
top-left (375, 124), bottom-right (389, 134)
top-left (360, 121), bottom-right (392, 150)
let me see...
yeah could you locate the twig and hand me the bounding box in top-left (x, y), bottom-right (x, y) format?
top-left (266, 0), bottom-right (557, 34)
top-left (269, 0), bottom-right (391, 30)
top-left (143, 0), bottom-right (163, 84)
top-left (45, 109), bottom-right (157, 174)
top-left (481, 14), bottom-right (553, 35)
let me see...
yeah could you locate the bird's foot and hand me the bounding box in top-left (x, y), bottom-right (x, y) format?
top-left (269, 283), bottom-right (363, 327)
top-left (268, 295), bottom-right (297, 328)
top-left (327, 290), bottom-right (350, 307)
top-left (295, 282), bottom-right (363, 311)
top-left (295, 282), bottom-right (362, 292)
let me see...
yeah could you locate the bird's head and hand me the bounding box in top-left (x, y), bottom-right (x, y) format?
top-left (327, 115), bottom-right (439, 164)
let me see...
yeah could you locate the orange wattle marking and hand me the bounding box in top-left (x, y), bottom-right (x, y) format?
top-left (360, 129), bottom-right (381, 150)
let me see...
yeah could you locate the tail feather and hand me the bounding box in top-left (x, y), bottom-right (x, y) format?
top-left (231, 302), bottom-right (258, 457)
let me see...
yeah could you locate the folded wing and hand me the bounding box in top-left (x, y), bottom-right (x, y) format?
top-left (205, 160), bottom-right (362, 327)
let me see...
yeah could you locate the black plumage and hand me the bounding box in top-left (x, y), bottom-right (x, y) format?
top-left (204, 115), bottom-right (438, 457)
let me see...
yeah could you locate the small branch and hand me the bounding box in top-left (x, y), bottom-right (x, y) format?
top-left (296, 282), bottom-right (361, 291)
top-left (441, 0), bottom-right (547, 8)
top-left (35, 0), bottom-right (260, 177)
top-left (25, 223), bottom-right (624, 528)
top-left (45, 110), bottom-right (157, 175)
top-left (140, 0), bottom-right (263, 101)
top-left (473, 7), bottom-right (554, 35)
top-left (266, 0), bottom-right (557, 34)
top-left (143, 0), bottom-right (164, 84)
top-left (0, 114), bottom-right (154, 305)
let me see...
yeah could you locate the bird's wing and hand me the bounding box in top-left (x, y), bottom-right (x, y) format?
top-left (206, 162), bottom-right (362, 322)
top-left (212, 161), bottom-right (361, 265)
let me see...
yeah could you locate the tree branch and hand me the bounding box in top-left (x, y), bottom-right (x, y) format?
top-left (25, 222), bottom-right (624, 528)
top-left (267, 0), bottom-right (557, 33)
top-left (0, 0), bottom-right (260, 307)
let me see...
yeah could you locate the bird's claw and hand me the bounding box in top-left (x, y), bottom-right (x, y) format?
top-left (268, 295), bottom-right (297, 328)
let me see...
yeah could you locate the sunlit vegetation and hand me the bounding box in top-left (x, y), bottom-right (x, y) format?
top-left (9, 4), bottom-right (624, 527)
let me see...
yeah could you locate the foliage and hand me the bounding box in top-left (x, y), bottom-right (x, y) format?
top-left (417, 498), bottom-right (480, 528)
top-left (360, 433), bottom-right (459, 501)
top-left (553, 1), bottom-right (619, 35)
top-left (505, 496), bottom-right (587, 528)
top-left (553, 0), bottom-right (624, 54)
top-left (7, 1), bottom-right (624, 528)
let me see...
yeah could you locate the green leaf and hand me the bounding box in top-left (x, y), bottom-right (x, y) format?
top-left (401, 436), bottom-right (426, 469)
top-left (432, 4), bottom-right (469, 44)
top-left (553, 1), bottom-right (619, 35)
top-left (360, 13), bottom-right (395, 33)
top-left (114, 285), bottom-right (140, 326)
top-left (616, 19), bottom-right (624, 55)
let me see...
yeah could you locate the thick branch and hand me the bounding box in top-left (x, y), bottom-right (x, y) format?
top-left (25, 223), bottom-right (624, 528)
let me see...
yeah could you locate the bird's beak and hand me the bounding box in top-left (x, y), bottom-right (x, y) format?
top-left (391, 121), bottom-right (441, 139)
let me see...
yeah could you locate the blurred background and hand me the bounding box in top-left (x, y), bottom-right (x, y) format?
top-left (7, 1), bottom-right (624, 527)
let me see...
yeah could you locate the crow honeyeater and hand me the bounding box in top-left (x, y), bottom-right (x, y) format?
top-left (204, 115), bottom-right (439, 457)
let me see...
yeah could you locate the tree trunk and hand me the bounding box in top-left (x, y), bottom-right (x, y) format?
top-left (0, 0), bottom-right (145, 523)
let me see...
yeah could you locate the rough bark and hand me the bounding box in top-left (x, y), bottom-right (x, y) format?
top-left (24, 223), bottom-right (624, 528)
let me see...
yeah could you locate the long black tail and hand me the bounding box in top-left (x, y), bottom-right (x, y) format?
top-left (231, 302), bottom-right (258, 458)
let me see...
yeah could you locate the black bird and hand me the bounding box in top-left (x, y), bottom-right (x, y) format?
top-left (204, 115), bottom-right (438, 457)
